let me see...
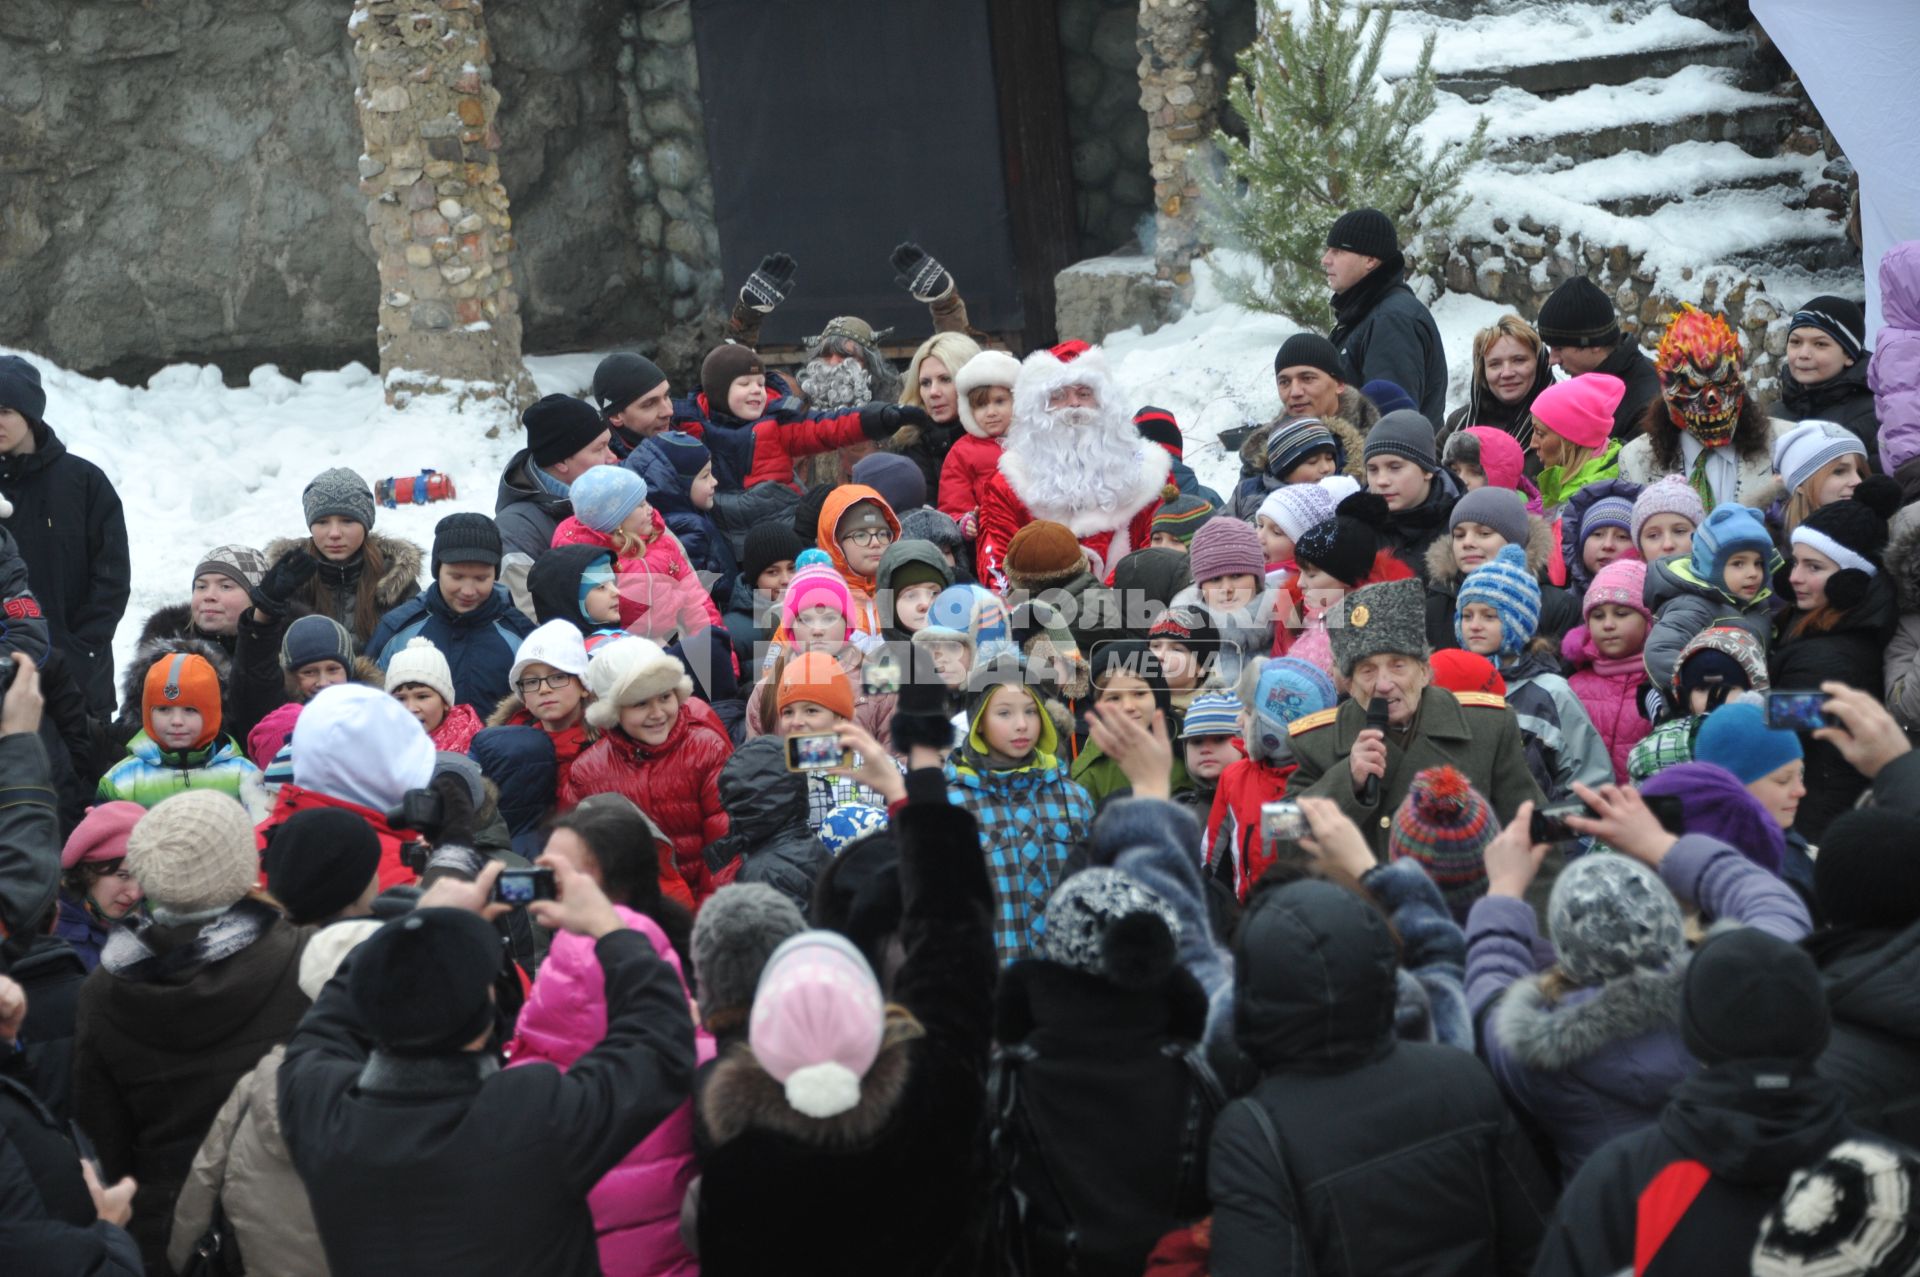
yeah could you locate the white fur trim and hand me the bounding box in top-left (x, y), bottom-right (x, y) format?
top-left (997, 443), bottom-right (1169, 538)
top-left (1790, 525), bottom-right (1877, 577)
top-left (583, 636), bottom-right (693, 730)
top-left (955, 350), bottom-right (1022, 439)
top-left (1014, 344), bottom-right (1117, 408)
top-left (783, 1061), bottom-right (863, 1118)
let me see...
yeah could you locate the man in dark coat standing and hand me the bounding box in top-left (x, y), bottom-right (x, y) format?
top-left (1323, 209), bottom-right (1448, 426)
top-left (1535, 276), bottom-right (1662, 442)
top-left (278, 858), bottom-right (697, 1276)
top-left (0, 356), bottom-right (130, 715)
top-left (1533, 928), bottom-right (1856, 1276)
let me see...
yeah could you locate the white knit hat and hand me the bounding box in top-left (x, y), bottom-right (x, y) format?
top-left (954, 350), bottom-right (1022, 438)
top-left (1258, 483), bottom-right (1339, 543)
top-left (384, 636), bottom-right (455, 707)
top-left (509, 619), bottom-right (591, 688)
top-left (125, 791), bottom-right (260, 922)
top-left (1771, 419), bottom-right (1866, 496)
top-left (584, 636), bottom-right (693, 730)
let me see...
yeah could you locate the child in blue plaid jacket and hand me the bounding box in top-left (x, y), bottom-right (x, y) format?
top-left (945, 656), bottom-right (1092, 965)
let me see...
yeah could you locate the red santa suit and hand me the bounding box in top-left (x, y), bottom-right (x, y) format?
top-left (976, 341), bottom-right (1170, 589)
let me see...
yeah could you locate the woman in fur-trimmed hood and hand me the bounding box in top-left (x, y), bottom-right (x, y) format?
top-left (263, 467), bottom-right (424, 651)
top-left (1464, 814), bottom-right (1812, 1181)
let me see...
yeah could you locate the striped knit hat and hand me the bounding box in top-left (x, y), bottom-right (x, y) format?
top-left (1264, 416), bottom-right (1342, 480)
top-left (1180, 689), bottom-right (1241, 740)
top-left (1454, 544), bottom-right (1539, 657)
top-left (1581, 493), bottom-right (1636, 540)
top-left (1388, 766), bottom-right (1497, 917)
top-left (1152, 492), bottom-right (1215, 543)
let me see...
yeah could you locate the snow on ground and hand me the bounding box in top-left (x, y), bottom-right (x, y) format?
top-left (3, 261), bottom-right (1540, 685)
top-left (1377, 1), bottom-right (1738, 78)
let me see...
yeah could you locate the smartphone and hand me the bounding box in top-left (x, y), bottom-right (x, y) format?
top-left (490, 867), bottom-right (556, 906)
top-left (1766, 690), bottom-right (1829, 732)
top-left (1530, 795), bottom-right (1686, 843)
top-left (785, 732), bottom-right (852, 772)
top-left (1260, 800), bottom-right (1308, 845)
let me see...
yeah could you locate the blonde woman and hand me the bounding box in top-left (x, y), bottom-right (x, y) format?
top-left (1770, 419), bottom-right (1867, 538)
top-left (890, 329), bottom-right (984, 506)
top-left (1439, 315), bottom-right (1554, 449)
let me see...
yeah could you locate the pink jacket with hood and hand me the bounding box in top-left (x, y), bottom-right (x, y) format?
top-left (507, 908), bottom-right (715, 1277)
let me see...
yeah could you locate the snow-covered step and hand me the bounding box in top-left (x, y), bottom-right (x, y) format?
top-left (1520, 141), bottom-right (1826, 218)
top-left (1423, 65), bottom-right (1796, 168)
top-left (1382, 3), bottom-right (1751, 102)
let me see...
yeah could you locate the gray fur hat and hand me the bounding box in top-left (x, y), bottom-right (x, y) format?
top-left (303, 467), bottom-right (376, 530)
top-left (1328, 576), bottom-right (1429, 676)
top-left (692, 883), bottom-right (807, 1019)
top-left (898, 505), bottom-right (963, 553)
top-left (1547, 853), bottom-right (1684, 985)
top-left (1039, 867), bottom-right (1180, 989)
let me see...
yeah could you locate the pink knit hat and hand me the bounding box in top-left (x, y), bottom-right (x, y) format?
top-left (750, 930), bottom-right (886, 1119)
top-left (1583, 557), bottom-right (1651, 623)
top-left (780, 564), bottom-right (854, 637)
top-left (248, 700), bottom-right (303, 770)
top-left (61, 801), bottom-right (146, 870)
top-left (1188, 516), bottom-right (1267, 585)
top-left (1460, 426), bottom-right (1526, 491)
top-left (1531, 373), bottom-right (1626, 450)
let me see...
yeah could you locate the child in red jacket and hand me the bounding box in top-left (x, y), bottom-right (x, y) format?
top-left (384, 636), bottom-right (485, 753)
top-left (939, 350), bottom-right (1019, 536)
top-left (550, 465), bottom-right (723, 632)
top-left (1205, 655), bottom-right (1338, 900)
top-left (563, 636), bottom-right (732, 905)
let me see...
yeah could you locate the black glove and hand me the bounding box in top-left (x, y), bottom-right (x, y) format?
top-left (427, 769), bottom-right (480, 850)
top-left (857, 402), bottom-right (931, 441)
top-left (740, 252), bottom-right (797, 313)
top-left (250, 548), bottom-right (318, 618)
top-left (892, 646), bottom-right (955, 756)
top-left (1637, 682), bottom-right (1668, 725)
top-left (890, 242), bottom-right (952, 303)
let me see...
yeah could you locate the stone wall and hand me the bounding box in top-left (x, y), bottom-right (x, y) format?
top-left (1059, 0), bottom-right (1153, 256)
top-left (0, 0), bottom-right (722, 383)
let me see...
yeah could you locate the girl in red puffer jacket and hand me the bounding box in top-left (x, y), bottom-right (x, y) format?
top-left (562, 638), bottom-right (732, 905)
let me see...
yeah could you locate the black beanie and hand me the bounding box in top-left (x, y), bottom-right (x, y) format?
top-left (0, 355), bottom-right (47, 426)
top-left (701, 343), bottom-right (765, 410)
top-left (1681, 928), bottom-right (1830, 1067)
top-left (1535, 276), bottom-right (1621, 349)
top-left (1294, 491), bottom-right (1388, 587)
top-left (1795, 475), bottom-right (1900, 608)
top-left (793, 481), bottom-right (835, 544)
top-left (1789, 295), bottom-right (1866, 363)
top-left (592, 352), bottom-right (667, 417)
top-left (1133, 406), bottom-right (1183, 456)
top-left (1273, 333), bottom-right (1351, 382)
top-left (1325, 208), bottom-right (1399, 262)
top-left (522, 394), bottom-right (607, 468)
top-left (742, 522), bottom-right (806, 584)
top-left (264, 808), bottom-right (382, 925)
top-left (1815, 809), bottom-right (1920, 930)
top-left (349, 908), bottom-right (503, 1054)
top-left (432, 512), bottom-right (502, 572)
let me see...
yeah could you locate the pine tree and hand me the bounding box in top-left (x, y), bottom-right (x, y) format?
top-left (1209, 0), bottom-right (1488, 327)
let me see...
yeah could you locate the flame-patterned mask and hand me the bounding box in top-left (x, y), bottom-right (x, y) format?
top-left (1656, 305), bottom-right (1745, 447)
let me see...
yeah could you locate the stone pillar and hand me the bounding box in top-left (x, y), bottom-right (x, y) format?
top-left (1137, 0), bottom-right (1218, 303)
top-left (350, 0), bottom-right (535, 421)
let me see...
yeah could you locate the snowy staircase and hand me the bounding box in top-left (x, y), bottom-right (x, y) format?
top-left (1379, 0), bottom-right (1859, 386)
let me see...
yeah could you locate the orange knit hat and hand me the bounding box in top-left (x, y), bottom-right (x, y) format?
top-left (143, 652), bottom-right (223, 751)
top-left (776, 651), bottom-right (855, 721)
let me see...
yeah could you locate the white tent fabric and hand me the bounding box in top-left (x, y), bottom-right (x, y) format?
top-left (1751, 0), bottom-right (1920, 346)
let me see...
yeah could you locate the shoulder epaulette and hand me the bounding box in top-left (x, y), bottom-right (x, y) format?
top-left (1288, 707), bottom-right (1340, 736)
top-left (1453, 691), bottom-right (1510, 710)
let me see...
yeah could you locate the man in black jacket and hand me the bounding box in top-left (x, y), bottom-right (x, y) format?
top-left (1535, 275), bottom-right (1662, 441)
top-left (1534, 927), bottom-right (1856, 1276)
top-left (278, 857), bottom-right (696, 1276)
top-left (1322, 209), bottom-right (1447, 426)
top-left (0, 356), bottom-right (130, 714)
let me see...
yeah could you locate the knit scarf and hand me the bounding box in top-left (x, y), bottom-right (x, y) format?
top-left (1564, 623), bottom-right (1643, 679)
top-left (534, 462), bottom-right (574, 500)
top-left (99, 898), bottom-right (277, 978)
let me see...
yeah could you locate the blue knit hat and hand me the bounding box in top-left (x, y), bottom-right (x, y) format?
top-left (1694, 701), bottom-right (1802, 784)
top-left (1454, 544), bottom-right (1540, 657)
top-left (1247, 657), bottom-right (1337, 761)
top-left (655, 431), bottom-right (711, 480)
top-left (1689, 503), bottom-right (1775, 590)
top-left (1181, 690), bottom-right (1241, 741)
top-left (1581, 494), bottom-right (1635, 540)
top-left (568, 465), bottom-right (648, 534)
top-left (818, 803), bottom-right (888, 856)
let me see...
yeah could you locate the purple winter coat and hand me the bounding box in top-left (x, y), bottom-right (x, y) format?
top-left (1871, 240), bottom-right (1920, 472)
top-left (507, 907), bottom-right (714, 1277)
top-left (1464, 836), bottom-right (1811, 1181)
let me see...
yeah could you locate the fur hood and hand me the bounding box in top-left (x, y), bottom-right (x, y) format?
top-left (264, 533), bottom-right (424, 611)
top-left (282, 654), bottom-right (385, 704)
top-left (1423, 511), bottom-right (1556, 593)
top-left (1884, 505), bottom-right (1920, 614)
top-left (1492, 965), bottom-right (1685, 1071)
top-left (701, 1010), bottom-right (924, 1151)
top-left (117, 632), bottom-right (232, 728)
top-left (1237, 388), bottom-right (1375, 481)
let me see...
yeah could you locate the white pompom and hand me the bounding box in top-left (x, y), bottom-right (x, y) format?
top-left (783, 1062), bottom-right (862, 1119)
top-left (0, 493), bottom-right (12, 519)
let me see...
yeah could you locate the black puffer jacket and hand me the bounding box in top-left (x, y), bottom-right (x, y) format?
top-left (1207, 880), bottom-right (1551, 1275)
top-left (1381, 467), bottom-right (1461, 585)
top-left (1778, 359), bottom-right (1880, 465)
top-left (1770, 571), bottom-right (1899, 840)
top-left (1808, 921), bottom-right (1920, 1147)
top-left (702, 737), bottom-right (829, 910)
top-left (0, 1070), bottom-right (142, 1275)
top-left (0, 422), bottom-right (130, 713)
top-left (1595, 338), bottom-right (1663, 442)
top-left (1328, 269), bottom-right (1449, 426)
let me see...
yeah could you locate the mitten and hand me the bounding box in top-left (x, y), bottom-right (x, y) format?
top-left (740, 252), bottom-right (797, 313)
top-left (889, 242), bottom-right (953, 303)
top-left (250, 548), bottom-right (319, 617)
top-left (858, 402), bottom-right (931, 441)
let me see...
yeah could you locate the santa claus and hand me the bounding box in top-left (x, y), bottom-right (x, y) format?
top-left (977, 340), bottom-right (1170, 589)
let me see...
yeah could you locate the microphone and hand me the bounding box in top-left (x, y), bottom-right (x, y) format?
top-left (1360, 695), bottom-right (1390, 806)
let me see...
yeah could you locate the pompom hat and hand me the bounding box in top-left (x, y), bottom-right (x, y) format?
top-left (384, 636), bottom-right (456, 707)
top-left (1388, 766), bottom-right (1498, 916)
top-left (780, 564), bottom-right (854, 636)
top-left (1455, 544), bottom-right (1539, 657)
top-left (567, 465), bottom-right (648, 535)
top-left (1258, 483), bottom-right (1337, 545)
top-left (750, 930), bottom-right (887, 1119)
top-left (1039, 867), bottom-right (1181, 989)
top-left (1582, 557), bottom-right (1651, 625)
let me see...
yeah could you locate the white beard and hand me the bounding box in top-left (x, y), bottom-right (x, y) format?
top-left (1002, 403), bottom-right (1158, 527)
